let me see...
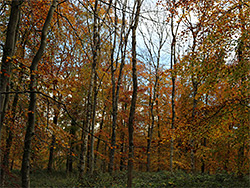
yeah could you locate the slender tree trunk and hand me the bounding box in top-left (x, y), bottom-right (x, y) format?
top-left (191, 82), bottom-right (198, 173)
top-left (67, 120), bottom-right (76, 174)
top-left (0, 89), bottom-right (19, 186)
top-left (170, 3), bottom-right (176, 172)
top-left (79, 0), bottom-right (99, 178)
top-left (109, 0), bottom-right (133, 173)
top-left (201, 137), bottom-right (206, 173)
top-left (0, 0), bottom-right (23, 142)
top-left (48, 84), bottom-right (59, 172)
top-left (201, 94), bottom-right (208, 173)
top-left (94, 105), bottom-right (106, 167)
top-left (127, 0), bottom-right (141, 186)
top-left (146, 94), bottom-right (152, 172)
top-left (156, 92), bottom-right (161, 172)
top-left (89, 73), bottom-right (98, 174)
top-left (47, 134), bottom-right (56, 172)
top-left (146, 69), bottom-right (159, 172)
top-left (120, 101), bottom-right (127, 171)
top-left (120, 131), bottom-right (125, 171)
top-left (79, 120), bottom-right (88, 178)
top-left (21, 1), bottom-right (57, 187)
top-left (1, 63), bottom-right (24, 185)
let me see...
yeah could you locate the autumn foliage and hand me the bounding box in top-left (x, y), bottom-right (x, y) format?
top-left (0, 0), bottom-right (249, 187)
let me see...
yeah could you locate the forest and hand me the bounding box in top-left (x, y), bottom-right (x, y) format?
top-left (0, 0), bottom-right (249, 187)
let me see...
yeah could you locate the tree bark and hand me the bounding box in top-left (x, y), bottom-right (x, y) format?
top-left (47, 134), bottom-right (56, 172)
top-left (66, 120), bottom-right (76, 174)
top-left (21, 1), bottom-right (57, 187)
top-left (191, 81), bottom-right (198, 173)
top-left (0, 88), bottom-right (19, 186)
top-left (89, 72), bottom-right (98, 174)
top-left (109, 0), bottom-right (130, 173)
top-left (79, 0), bottom-right (99, 178)
top-left (127, 0), bottom-right (141, 186)
top-left (170, 2), bottom-right (176, 172)
top-left (0, 0), bottom-right (23, 142)
top-left (94, 105), bottom-right (106, 167)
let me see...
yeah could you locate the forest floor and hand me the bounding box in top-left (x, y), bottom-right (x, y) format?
top-left (5, 169), bottom-right (250, 187)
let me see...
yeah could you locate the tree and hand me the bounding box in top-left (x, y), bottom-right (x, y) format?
top-left (127, 0), bottom-right (141, 186)
top-left (0, 0), bottom-right (23, 143)
top-left (21, 1), bottom-right (57, 187)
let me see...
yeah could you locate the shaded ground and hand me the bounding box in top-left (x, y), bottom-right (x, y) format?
top-left (5, 170), bottom-right (250, 187)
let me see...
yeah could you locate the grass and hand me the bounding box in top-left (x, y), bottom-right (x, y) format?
top-left (5, 169), bottom-right (250, 187)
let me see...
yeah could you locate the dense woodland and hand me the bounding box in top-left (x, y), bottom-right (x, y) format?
top-left (0, 0), bottom-right (249, 187)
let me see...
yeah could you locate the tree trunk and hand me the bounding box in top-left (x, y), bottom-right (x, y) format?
top-left (157, 92), bottom-right (161, 172)
top-left (47, 134), bottom-right (56, 172)
top-left (79, 0), bottom-right (99, 178)
top-left (191, 82), bottom-right (198, 173)
top-left (1, 89), bottom-right (19, 186)
top-left (201, 137), bottom-right (206, 173)
top-left (66, 120), bottom-right (76, 174)
top-left (170, 4), bottom-right (176, 172)
top-left (94, 105), bottom-right (106, 167)
top-left (120, 102), bottom-right (127, 171)
top-left (127, 0), bottom-right (141, 186)
top-left (0, 0), bottom-right (23, 142)
top-left (89, 73), bottom-right (98, 174)
top-left (21, 1), bottom-right (57, 187)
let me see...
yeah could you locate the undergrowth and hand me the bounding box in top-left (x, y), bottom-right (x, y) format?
top-left (5, 169), bottom-right (250, 187)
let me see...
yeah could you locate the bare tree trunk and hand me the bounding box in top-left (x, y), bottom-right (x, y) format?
top-left (94, 105), bottom-right (106, 167)
top-left (1, 88), bottom-right (19, 186)
top-left (191, 82), bottom-right (198, 173)
top-left (48, 84), bottom-right (59, 172)
top-left (156, 91), bottom-right (161, 172)
top-left (127, 0), bottom-right (141, 186)
top-left (21, 1), bottom-right (57, 187)
top-left (109, 0), bottom-right (131, 173)
top-left (201, 94), bottom-right (208, 173)
top-left (201, 137), bottom-right (206, 173)
top-left (89, 73), bottom-right (98, 174)
top-left (79, 0), bottom-right (99, 178)
top-left (120, 102), bottom-right (127, 171)
top-left (0, 0), bottom-right (23, 142)
top-left (66, 120), bottom-right (76, 174)
top-left (170, 2), bottom-right (176, 172)
top-left (47, 134), bottom-right (56, 172)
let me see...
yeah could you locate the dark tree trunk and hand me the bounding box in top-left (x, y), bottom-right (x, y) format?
top-left (120, 130), bottom-right (125, 171)
top-left (0, 0), bottom-right (23, 142)
top-left (1, 90), bottom-right (19, 186)
top-left (66, 120), bottom-right (76, 174)
top-left (191, 82), bottom-right (198, 173)
top-left (127, 0), bottom-right (141, 186)
top-left (201, 137), bottom-right (206, 173)
top-left (109, 0), bottom-right (133, 174)
top-left (170, 3), bottom-right (177, 172)
top-left (47, 134), bottom-right (56, 172)
top-left (79, 0), bottom-right (99, 178)
top-left (21, 1), bottom-right (57, 187)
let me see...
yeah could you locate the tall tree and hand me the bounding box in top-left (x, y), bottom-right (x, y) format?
top-left (0, 0), bottom-right (23, 142)
top-left (127, 0), bottom-right (141, 186)
top-left (21, 1), bottom-right (57, 187)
